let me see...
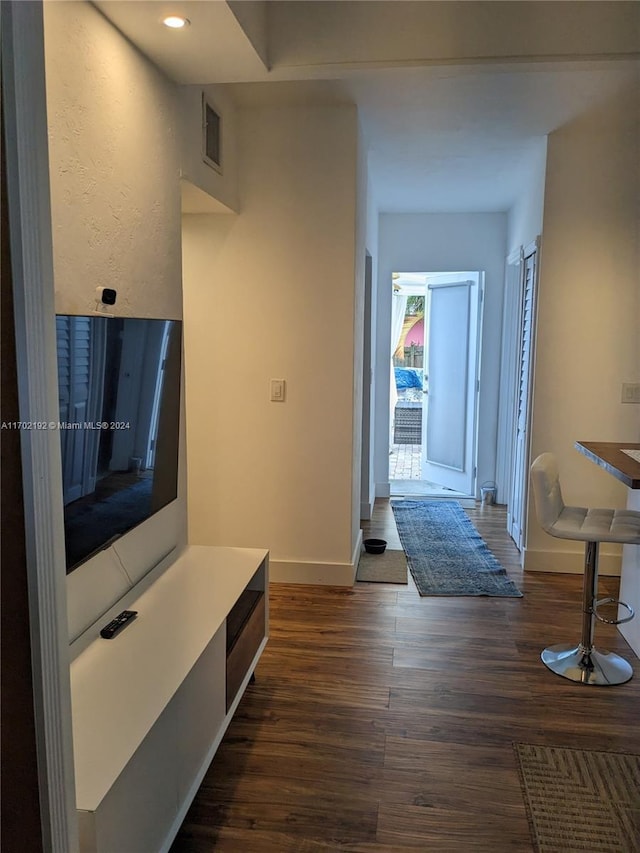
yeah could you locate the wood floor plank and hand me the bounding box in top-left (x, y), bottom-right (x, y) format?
top-left (244, 674), bottom-right (392, 712)
top-left (171, 500), bottom-right (640, 852)
top-left (179, 796), bottom-right (379, 847)
top-left (376, 802), bottom-right (532, 851)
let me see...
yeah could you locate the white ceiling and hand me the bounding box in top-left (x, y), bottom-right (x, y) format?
top-left (228, 63), bottom-right (637, 212)
top-left (94, 1), bottom-right (639, 214)
top-left (93, 1), bottom-right (269, 82)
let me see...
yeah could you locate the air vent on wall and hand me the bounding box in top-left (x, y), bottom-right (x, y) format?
top-left (202, 94), bottom-right (222, 174)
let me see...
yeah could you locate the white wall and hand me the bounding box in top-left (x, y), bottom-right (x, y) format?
top-left (493, 139), bottom-right (547, 510)
top-left (182, 103), bottom-right (360, 584)
top-left (268, 1), bottom-right (639, 71)
top-left (507, 138), bottom-right (547, 255)
top-left (228, 1), bottom-right (269, 67)
top-left (178, 84), bottom-right (239, 214)
top-left (376, 213), bottom-right (507, 497)
top-left (525, 85), bottom-right (640, 574)
top-left (43, 0), bottom-right (187, 641)
top-left (44, 1), bottom-right (182, 320)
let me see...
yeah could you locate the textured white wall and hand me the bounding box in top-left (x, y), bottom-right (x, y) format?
top-left (44, 1), bottom-right (182, 320)
top-left (525, 87), bottom-right (640, 573)
top-left (376, 213), bottom-right (508, 497)
top-left (182, 104), bottom-right (359, 583)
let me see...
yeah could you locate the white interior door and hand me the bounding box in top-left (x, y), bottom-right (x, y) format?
top-left (508, 244), bottom-right (538, 548)
top-left (421, 278), bottom-right (480, 494)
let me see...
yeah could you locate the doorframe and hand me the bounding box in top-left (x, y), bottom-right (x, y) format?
top-left (496, 247), bottom-right (524, 510)
top-left (421, 276), bottom-right (482, 496)
top-left (390, 270), bottom-right (483, 498)
top-left (2, 3), bottom-right (79, 849)
top-left (360, 252), bottom-right (374, 519)
top-left (503, 238), bottom-right (541, 551)
top-left (1, 60), bottom-right (45, 853)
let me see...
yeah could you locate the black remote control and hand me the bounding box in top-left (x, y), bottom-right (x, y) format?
top-left (100, 610), bottom-right (138, 639)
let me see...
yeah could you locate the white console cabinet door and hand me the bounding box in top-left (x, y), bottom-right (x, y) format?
top-left (173, 626), bottom-right (227, 803)
top-left (78, 701), bottom-right (178, 853)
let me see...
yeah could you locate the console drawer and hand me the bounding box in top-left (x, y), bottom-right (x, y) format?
top-left (226, 593), bottom-right (265, 711)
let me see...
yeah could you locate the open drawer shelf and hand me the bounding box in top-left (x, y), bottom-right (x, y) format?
top-left (226, 584), bottom-right (266, 711)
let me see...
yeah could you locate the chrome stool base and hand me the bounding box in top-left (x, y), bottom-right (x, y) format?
top-left (541, 643), bottom-right (633, 686)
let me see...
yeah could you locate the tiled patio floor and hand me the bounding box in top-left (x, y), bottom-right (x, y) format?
top-left (389, 443), bottom-right (467, 498)
top-left (389, 443), bottom-right (422, 479)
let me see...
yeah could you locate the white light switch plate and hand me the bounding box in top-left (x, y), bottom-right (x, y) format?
top-left (621, 383), bottom-right (640, 404)
top-left (270, 379), bottom-right (286, 402)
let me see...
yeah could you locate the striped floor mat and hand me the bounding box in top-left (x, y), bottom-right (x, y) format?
top-left (514, 742), bottom-right (640, 852)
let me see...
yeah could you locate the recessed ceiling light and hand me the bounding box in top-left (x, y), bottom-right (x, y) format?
top-left (163, 15), bottom-right (190, 29)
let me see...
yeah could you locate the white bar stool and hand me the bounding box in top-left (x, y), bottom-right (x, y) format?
top-left (530, 452), bottom-right (640, 685)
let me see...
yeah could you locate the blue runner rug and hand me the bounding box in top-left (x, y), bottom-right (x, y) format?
top-left (391, 500), bottom-right (523, 597)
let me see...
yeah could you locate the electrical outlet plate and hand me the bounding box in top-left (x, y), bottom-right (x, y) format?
top-left (621, 382), bottom-right (640, 404)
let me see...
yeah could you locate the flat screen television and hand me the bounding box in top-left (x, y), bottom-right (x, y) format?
top-left (55, 315), bottom-right (182, 573)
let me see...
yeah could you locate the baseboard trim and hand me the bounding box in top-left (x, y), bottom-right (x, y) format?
top-left (375, 482), bottom-right (391, 499)
top-left (360, 500), bottom-right (373, 520)
top-left (524, 547), bottom-right (621, 577)
top-left (270, 537), bottom-right (361, 587)
top-left (352, 528), bottom-right (364, 567)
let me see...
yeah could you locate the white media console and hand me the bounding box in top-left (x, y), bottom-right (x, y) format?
top-left (69, 545), bottom-right (269, 853)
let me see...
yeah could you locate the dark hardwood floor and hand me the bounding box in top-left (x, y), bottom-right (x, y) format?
top-left (171, 500), bottom-right (640, 852)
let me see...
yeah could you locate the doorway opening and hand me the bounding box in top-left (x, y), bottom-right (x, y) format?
top-left (390, 271), bottom-right (483, 499)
